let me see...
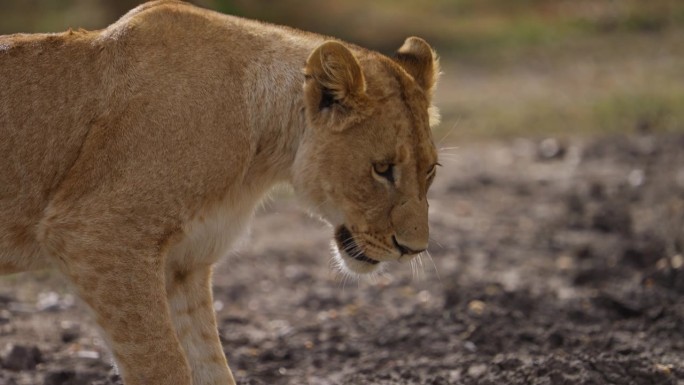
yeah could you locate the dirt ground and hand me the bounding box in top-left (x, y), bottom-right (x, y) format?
top-left (1, 133), bottom-right (683, 385)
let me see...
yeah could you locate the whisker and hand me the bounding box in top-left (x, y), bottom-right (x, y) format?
top-left (342, 271), bottom-right (350, 292)
top-left (437, 116), bottom-right (461, 146)
top-left (429, 236), bottom-right (443, 249)
top-left (329, 257), bottom-right (340, 279)
top-left (409, 258), bottom-right (416, 281)
top-left (350, 250), bottom-right (365, 260)
top-left (378, 268), bottom-right (390, 283)
top-left (436, 153), bottom-right (460, 158)
top-left (329, 242), bottom-right (359, 288)
top-left (438, 146), bottom-right (460, 151)
top-left (425, 250), bottom-right (441, 283)
top-left (368, 271), bottom-right (379, 285)
top-left (433, 157), bottom-right (459, 163)
top-left (410, 257), bottom-right (422, 282)
top-left (347, 243), bottom-right (365, 258)
top-left (416, 254), bottom-right (426, 282)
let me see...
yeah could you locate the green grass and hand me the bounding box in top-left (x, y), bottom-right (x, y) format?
top-left (433, 27), bottom-right (684, 141)
top-left (435, 89), bottom-right (684, 142)
top-left (592, 92), bottom-right (684, 134)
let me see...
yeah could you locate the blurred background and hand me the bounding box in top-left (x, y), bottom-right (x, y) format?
top-left (1, 0), bottom-right (683, 139)
top-left (1, 2), bottom-right (683, 384)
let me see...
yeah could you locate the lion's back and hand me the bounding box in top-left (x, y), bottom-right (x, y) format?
top-left (0, 30), bottom-right (104, 265)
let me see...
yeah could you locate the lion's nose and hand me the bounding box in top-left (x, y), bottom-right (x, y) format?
top-left (392, 235), bottom-right (426, 256)
top-left (391, 197), bottom-right (429, 255)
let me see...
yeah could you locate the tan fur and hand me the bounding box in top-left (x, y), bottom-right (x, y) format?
top-left (0, 1), bottom-right (440, 384)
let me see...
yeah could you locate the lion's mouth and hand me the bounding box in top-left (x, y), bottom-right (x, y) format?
top-left (335, 226), bottom-right (379, 265)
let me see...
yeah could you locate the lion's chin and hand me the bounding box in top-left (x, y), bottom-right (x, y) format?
top-left (332, 225), bottom-right (382, 275)
top-left (332, 244), bottom-right (382, 275)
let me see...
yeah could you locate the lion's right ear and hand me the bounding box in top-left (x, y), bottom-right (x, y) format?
top-left (394, 37), bottom-right (440, 99)
top-left (303, 41), bottom-right (368, 132)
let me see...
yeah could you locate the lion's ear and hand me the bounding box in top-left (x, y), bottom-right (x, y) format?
top-left (304, 41), bottom-right (368, 131)
top-left (394, 37), bottom-right (440, 97)
top-left (305, 41), bottom-right (366, 108)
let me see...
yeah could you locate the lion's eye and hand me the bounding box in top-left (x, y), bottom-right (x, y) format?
top-left (372, 163), bottom-right (395, 183)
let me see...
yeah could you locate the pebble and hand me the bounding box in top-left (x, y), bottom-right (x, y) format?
top-left (467, 300), bottom-right (486, 316)
top-left (627, 169), bottom-right (645, 187)
top-left (654, 363), bottom-right (672, 375)
top-left (75, 350), bottom-right (100, 360)
top-left (467, 363), bottom-right (487, 378)
top-left (463, 341), bottom-right (477, 352)
top-left (537, 138), bottom-right (565, 160)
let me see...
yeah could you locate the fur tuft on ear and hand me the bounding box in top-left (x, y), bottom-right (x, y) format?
top-left (304, 41), bottom-right (369, 131)
top-left (394, 37), bottom-right (440, 97)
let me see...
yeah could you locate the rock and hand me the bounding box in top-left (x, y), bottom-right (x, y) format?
top-left (1, 344), bottom-right (42, 371)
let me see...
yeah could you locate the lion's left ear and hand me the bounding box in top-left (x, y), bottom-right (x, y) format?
top-left (303, 41), bottom-right (369, 132)
top-left (394, 37), bottom-right (440, 99)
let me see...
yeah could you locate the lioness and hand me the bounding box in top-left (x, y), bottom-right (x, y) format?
top-left (0, 1), bottom-right (440, 384)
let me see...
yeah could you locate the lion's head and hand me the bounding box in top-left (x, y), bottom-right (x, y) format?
top-left (293, 37), bottom-right (440, 274)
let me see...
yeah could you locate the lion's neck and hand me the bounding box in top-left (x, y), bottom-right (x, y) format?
top-left (242, 41), bottom-right (317, 191)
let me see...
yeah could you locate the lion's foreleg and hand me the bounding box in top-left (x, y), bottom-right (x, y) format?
top-left (167, 264), bottom-right (236, 385)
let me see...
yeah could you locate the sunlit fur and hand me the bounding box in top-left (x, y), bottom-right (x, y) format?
top-left (0, 1), bottom-right (439, 384)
